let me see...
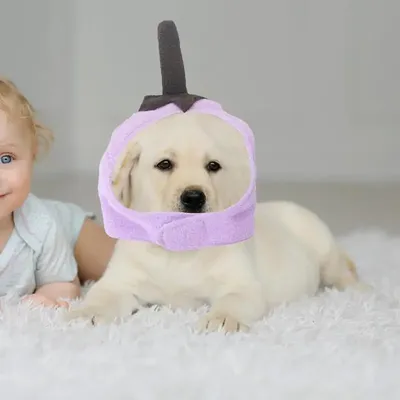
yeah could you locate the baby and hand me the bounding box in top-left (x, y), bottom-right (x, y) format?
top-left (0, 77), bottom-right (116, 308)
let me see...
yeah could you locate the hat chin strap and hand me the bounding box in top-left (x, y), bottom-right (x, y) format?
top-left (100, 191), bottom-right (256, 252)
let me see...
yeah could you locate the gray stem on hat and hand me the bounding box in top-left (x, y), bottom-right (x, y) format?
top-left (158, 20), bottom-right (188, 96)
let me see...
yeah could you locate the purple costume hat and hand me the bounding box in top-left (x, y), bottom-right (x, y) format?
top-left (98, 21), bottom-right (257, 252)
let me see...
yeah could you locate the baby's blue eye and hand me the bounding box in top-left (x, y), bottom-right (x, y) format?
top-left (0, 155), bottom-right (13, 164)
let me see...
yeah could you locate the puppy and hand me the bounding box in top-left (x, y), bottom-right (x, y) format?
top-left (67, 112), bottom-right (368, 332)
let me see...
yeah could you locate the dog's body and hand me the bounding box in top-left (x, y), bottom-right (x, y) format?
top-left (67, 113), bottom-right (367, 332)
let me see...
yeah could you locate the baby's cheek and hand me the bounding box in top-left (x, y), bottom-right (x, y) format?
top-left (6, 161), bottom-right (32, 206)
top-left (11, 160), bottom-right (32, 186)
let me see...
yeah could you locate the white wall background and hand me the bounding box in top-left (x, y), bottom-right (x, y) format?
top-left (1, 0), bottom-right (400, 181)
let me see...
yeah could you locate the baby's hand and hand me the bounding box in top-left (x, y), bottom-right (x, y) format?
top-left (22, 279), bottom-right (80, 309)
top-left (22, 293), bottom-right (69, 309)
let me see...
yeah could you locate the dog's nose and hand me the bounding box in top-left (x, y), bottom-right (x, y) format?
top-left (180, 189), bottom-right (206, 212)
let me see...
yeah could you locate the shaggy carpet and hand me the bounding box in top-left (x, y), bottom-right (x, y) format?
top-left (1, 229), bottom-right (400, 400)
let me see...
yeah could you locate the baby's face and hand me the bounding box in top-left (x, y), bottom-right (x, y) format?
top-left (0, 110), bottom-right (34, 223)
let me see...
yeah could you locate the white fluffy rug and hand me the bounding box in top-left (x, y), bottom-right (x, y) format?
top-left (1, 230), bottom-right (400, 400)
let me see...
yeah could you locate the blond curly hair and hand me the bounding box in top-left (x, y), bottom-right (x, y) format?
top-left (0, 77), bottom-right (53, 160)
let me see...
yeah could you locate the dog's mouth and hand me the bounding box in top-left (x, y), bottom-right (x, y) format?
top-left (179, 206), bottom-right (208, 214)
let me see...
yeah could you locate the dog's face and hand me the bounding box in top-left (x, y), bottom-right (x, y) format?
top-left (111, 112), bottom-right (251, 213)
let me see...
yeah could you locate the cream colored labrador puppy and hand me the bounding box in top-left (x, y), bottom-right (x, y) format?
top-left (67, 112), bottom-right (368, 332)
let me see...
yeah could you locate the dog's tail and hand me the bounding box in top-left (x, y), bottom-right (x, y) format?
top-left (320, 245), bottom-right (369, 291)
top-left (340, 250), bottom-right (358, 279)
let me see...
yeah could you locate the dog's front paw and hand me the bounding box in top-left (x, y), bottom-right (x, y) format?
top-left (197, 312), bottom-right (249, 334)
top-left (64, 293), bottom-right (139, 325)
top-left (65, 304), bottom-right (130, 325)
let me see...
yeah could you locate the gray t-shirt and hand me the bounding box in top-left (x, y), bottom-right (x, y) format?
top-left (0, 194), bottom-right (92, 297)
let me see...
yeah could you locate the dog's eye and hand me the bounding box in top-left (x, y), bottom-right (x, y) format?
top-left (206, 161), bottom-right (221, 173)
top-left (155, 159), bottom-right (174, 171)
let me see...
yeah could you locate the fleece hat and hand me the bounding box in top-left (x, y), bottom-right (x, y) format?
top-left (98, 20), bottom-right (257, 252)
